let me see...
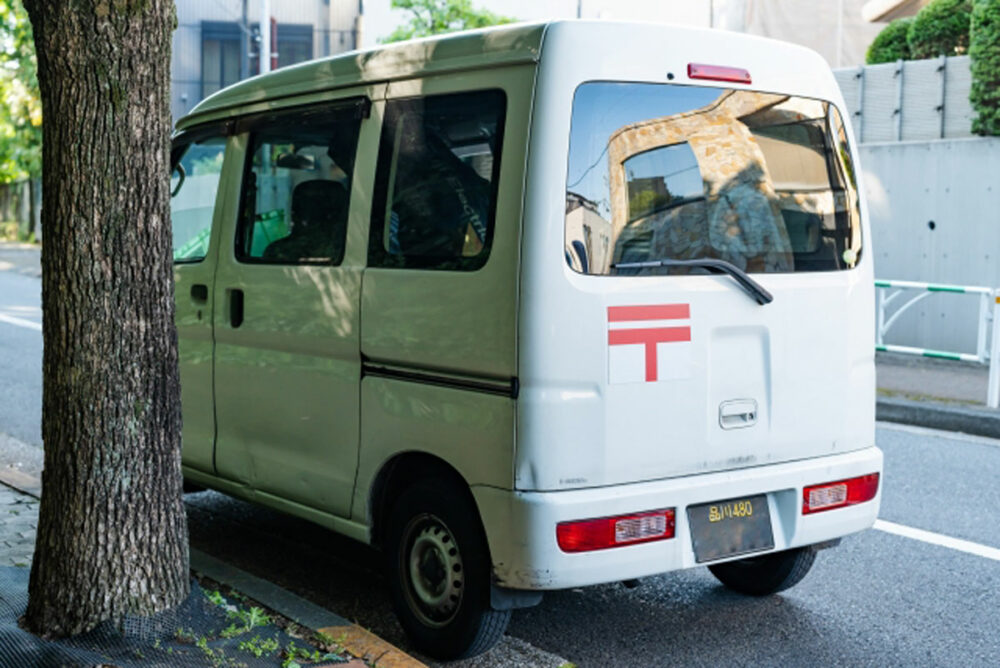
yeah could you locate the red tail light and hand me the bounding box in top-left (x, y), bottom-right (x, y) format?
top-left (687, 63), bottom-right (752, 84)
top-left (557, 509), bottom-right (676, 553)
top-left (803, 473), bottom-right (880, 515)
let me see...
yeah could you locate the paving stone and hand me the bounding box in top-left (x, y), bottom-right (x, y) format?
top-left (0, 483), bottom-right (39, 563)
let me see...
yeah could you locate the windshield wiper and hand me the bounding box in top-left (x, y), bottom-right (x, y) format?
top-left (610, 258), bottom-right (773, 306)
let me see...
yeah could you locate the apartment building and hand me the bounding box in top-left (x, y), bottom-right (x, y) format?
top-left (171, 0), bottom-right (362, 120)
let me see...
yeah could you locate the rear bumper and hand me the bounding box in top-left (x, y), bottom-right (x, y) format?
top-left (473, 446), bottom-right (882, 590)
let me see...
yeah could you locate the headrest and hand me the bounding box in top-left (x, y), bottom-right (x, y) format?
top-left (291, 180), bottom-right (349, 225)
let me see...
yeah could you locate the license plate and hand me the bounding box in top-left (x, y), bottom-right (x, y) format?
top-left (687, 494), bottom-right (774, 563)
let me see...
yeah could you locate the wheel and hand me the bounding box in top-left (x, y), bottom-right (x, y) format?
top-left (386, 479), bottom-right (510, 660)
top-left (708, 546), bottom-right (817, 596)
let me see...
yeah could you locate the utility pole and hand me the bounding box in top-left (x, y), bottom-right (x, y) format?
top-left (836, 0), bottom-right (845, 68)
top-left (240, 0), bottom-right (249, 79)
top-left (260, 0), bottom-right (271, 75)
top-left (577, 0), bottom-right (582, 19)
top-left (356, 0), bottom-right (365, 50)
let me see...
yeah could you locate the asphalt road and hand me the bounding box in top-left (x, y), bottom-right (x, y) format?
top-left (2, 259), bottom-right (999, 666)
top-left (0, 267), bottom-right (42, 447)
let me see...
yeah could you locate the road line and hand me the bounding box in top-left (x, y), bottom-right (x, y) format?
top-left (0, 313), bottom-right (41, 331)
top-left (874, 519), bottom-right (1000, 562)
top-left (877, 421), bottom-right (1000, 448)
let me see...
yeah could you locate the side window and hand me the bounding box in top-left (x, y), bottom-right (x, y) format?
top-left (236, 110), bottom-right (361, 265)
top-left (171, 136), bottom-right (227, 263)
top-left (368, 89), bottom-right (507, 271)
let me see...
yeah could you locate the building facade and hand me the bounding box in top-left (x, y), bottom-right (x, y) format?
top-left (171, 0), bottom-right (362, 121)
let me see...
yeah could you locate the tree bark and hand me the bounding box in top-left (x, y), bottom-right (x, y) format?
top-left (21, 0), bottom-right (188, 637)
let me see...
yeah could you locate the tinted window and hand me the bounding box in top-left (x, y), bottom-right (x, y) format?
top-left (236, 109), bottom-right (361, 265)
top-left (368, 90), bottom-right (506, 271)
top-left (171, 137), bottom-right (226, 263)
top-left (566, 82), bottom-right (861, 276)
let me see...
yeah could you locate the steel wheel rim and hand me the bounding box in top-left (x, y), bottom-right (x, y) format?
top-left (401, 513), bottom-right (464, 628)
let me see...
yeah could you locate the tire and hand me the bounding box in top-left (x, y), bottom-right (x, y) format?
top-left (386, 479), bottom-right (510, 660)
top-left (708, 546), bottom-right (817, 596)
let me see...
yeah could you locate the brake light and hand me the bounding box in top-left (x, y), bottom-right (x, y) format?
top-left (557, 509), bottom-right (676, 553)
top-left (803, 473), bottom-right (880, 515)
top-left (687, 63), bottom-right (752, 84)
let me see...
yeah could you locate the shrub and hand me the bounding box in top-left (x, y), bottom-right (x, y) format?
top-left (867, 18), bottom-right (913, 63)
top-left (970, 0), bottom-right (1000, 134)
top-left (907, 0), bottom-right (974, 58)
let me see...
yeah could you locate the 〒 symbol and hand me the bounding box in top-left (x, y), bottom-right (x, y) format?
top-left (607, 304), bottom-right (691, 383)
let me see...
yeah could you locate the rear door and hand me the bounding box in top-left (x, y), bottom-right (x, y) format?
top-left (532, 82), bottom-right (872, 489)
top-left (211, 97), bottom-right (374, 517)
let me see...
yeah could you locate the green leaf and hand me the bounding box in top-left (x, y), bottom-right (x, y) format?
top-left (381, 0), bottom-right (516, 43)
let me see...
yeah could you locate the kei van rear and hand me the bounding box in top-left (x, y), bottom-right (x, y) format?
top-left (170, 20), bottom-right (883, 660)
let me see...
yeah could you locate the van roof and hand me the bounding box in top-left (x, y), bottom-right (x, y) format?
top-left (178, 20), bottom-right (829, 132)
top-left (177, 21), bottom-right (548, 130)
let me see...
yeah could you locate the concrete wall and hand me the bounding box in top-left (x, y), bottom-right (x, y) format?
top-left (862, 138), bottom-right (1000, 353)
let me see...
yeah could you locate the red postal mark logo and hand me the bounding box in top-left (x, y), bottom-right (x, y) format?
top-left (607, 304), bottom-right (691, 383)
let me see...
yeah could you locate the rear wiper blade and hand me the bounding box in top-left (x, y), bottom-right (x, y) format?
top-left (610, 258), bottom-right (773, 306)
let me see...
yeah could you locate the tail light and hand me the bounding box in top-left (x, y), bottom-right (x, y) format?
top-left (557, 509), bottom-right (676, 553)
top-left (803, 473), bottom-right (880, 515)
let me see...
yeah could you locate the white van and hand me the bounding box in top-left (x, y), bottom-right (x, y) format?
top-left (171, 21), bottom-right (882, 660)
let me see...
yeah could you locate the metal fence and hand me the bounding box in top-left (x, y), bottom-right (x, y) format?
top-left (834, 55), bottom-right (976, 144)
top-left (876, 279), bottom-right (1000, 408)
top-left (0, 180), bottom-right (41, 239)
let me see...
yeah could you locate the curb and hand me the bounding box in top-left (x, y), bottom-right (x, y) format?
top-left (191, 550), bottom-right (425, 668)
top-left (0, 468), bottom-right (425, 668)
top-left (876, 397), bottom-right (1000, 438)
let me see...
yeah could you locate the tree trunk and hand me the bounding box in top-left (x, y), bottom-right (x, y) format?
top-left (21, 0), bottom-right (188, 637)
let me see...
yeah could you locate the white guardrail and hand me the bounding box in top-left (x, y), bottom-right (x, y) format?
top-left (876, 279), bottom-right (1000, 409)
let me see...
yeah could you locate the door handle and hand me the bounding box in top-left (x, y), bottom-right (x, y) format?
top-left (228, 288), bottom-right (244, 328)
top-left (191, 284), bottom-right (208, 304)
top-left (719, 399), bottom-right (758, 430)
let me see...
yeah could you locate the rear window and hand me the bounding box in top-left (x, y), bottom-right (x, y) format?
top-left (565, 82), bottom-right (861, 276)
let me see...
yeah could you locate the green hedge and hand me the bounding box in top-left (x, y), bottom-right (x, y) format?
top-left (867, 17), bottom-right (913, 63)
top-left (970, 0), bottom-right (1000, 134)
top-left (908, 0), bottom-right (973, 59)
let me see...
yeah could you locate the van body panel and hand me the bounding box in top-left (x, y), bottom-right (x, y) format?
top-left (352, 377), bottom-right (516, 526)
top-left (476, 445), bottom-right (882, 590)
top-left (516, 22), bottom-right (875, 491)
top-left (182, 465), bottom-right (370, 544)
top-left (178, 25), bottom-right (546, 130)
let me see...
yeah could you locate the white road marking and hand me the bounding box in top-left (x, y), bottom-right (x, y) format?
top-left (0, 313), bottom-right (41, 331)
top-left (874, 519), bottom-right (1000, 562)
top-left (877, 421), bottom-right (1000, 449)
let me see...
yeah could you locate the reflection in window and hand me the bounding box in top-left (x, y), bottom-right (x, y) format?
top-left (368, 90), bottom-right (506, 271)
top-left (625, 143), bottom-right (703, 223)
top-left (171, 137), bottom-right (227, 263)
top-left (565, 82), bottom-right (861, 276)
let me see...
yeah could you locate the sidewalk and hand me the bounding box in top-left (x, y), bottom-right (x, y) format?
top-left (876, 351), bottom-right (1000, 437)
top-left (0, 455), bottom-right (424, 668)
